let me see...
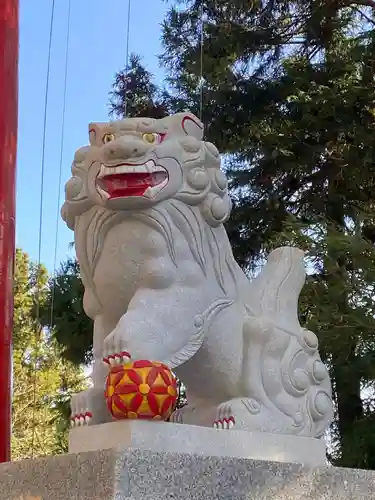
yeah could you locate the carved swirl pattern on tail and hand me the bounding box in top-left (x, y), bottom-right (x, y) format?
top-left (241, 247), bottom-right (334, 437)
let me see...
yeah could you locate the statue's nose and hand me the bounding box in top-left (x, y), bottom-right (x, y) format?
top-left (102, 137), bottom-right (147, 163)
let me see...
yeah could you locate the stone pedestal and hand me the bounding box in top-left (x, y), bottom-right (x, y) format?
top-left (1, 447), bottom-right (375, 500)
top-left (69, 420), bottom-right (326, 467)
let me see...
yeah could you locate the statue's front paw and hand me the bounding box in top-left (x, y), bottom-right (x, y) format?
top-left (102, 327), bottom-right (131, 366)
top-left (70, 391), bottom-right (93, 427)
top-left (170, 407), bottom-right (184, 424)
top-left (213, 398), bottom-right (262, 431)
top-left (213, 401), bottom-right (236, 430)
top-left (70, 387), bottom-right (113, 427)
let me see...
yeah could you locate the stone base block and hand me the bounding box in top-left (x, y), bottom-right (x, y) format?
top-left (1, 447), bottom-right (375, 500)
top-left (69, 420), bottom-right (326, 467)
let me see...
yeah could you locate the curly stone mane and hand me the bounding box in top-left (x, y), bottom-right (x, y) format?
top-left (61, 119), bottom-right (239, 306)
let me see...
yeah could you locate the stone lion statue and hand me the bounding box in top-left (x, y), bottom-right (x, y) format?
top-left (62, 112), bottom-right (333, 437)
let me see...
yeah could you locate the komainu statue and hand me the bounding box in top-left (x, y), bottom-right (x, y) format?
top-left (61, 112), bottom-right (333, 438)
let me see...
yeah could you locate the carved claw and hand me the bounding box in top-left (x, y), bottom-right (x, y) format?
top-left (213, 402), bottom-right (236, 430)
top-left (102, 320), bottom-right (134, 365)
top-left (213, 416), bottom-right (235, 430)
top-left (70, 391), bottom-right (94, 427)
top-left (103, 350), bottom-right (131, 366)
top-left (170, 408), bottom-right (184, 424)
top-left (70, 412), bottom-right (93, 427)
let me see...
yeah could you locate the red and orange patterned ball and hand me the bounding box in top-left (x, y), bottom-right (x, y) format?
top-left (105, 360), bottom-right (178, 421)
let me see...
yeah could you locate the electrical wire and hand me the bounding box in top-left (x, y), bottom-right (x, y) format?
top-left (199, 4), bottom-right (204, 122)
top-left (31, 0), bottom-right (56, 458)
top-left (123, 0), bottom-right (132, 117)
top-left (49, 0), bottom-right (71, 330)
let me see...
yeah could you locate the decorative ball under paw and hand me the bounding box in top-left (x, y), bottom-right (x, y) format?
top-left (105, 360), bottom-right (178, 420)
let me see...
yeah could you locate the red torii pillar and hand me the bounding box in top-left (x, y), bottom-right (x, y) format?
top-left (0, 0), bottom-right (19, 463)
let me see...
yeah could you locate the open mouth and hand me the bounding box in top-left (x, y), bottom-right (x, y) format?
top-left (97, 160), bottom-right (168, 199)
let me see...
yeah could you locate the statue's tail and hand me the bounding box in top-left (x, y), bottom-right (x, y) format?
top-left (240, 247), bottom-right (333, 437)
top-left (246, 246), bottom-right (306, 330)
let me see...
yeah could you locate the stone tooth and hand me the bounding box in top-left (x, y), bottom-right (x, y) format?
top-left (99, 165), bottom-right (106, 178)
top-left (143, 178), bottom-right (168, 198)
top-left (152, 172), bottom-right (166, 183)
top-left (97, 185), bottom-right (110, 200)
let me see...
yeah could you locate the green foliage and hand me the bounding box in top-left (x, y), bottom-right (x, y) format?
top-left (110, 53), bottom-right (169, 119)
top-left (12, 249), bottom-right (87, 460)
top-left (41, 258), bottom-right (93, 366)
top-left (269, 216), bottom-right (375, 466)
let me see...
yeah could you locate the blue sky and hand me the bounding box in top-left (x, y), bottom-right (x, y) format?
top-left (17, 0), bottom-right (169, 272)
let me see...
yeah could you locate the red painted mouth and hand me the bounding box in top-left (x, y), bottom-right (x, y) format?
top-left (98, 171), bottom-right (168, 199)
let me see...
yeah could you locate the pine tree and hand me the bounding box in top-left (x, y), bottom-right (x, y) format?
top-left (41, 258), bottom-right (93, 366)
top-left (158, 0), bottom-right (375, 467)
top-left (110, 53), bottom-right (169, 119)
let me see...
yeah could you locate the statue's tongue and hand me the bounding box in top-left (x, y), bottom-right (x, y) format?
top-left (101, 172), bottom-right (165, 198)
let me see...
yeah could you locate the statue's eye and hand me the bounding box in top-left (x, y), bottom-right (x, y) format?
top-left (103, 133), bottom-right (115, 144)
top-left (142, 132), bottom-right (161, 144)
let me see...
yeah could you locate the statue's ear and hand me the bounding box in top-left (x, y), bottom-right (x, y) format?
top-left (180, 113), bottom-right (204, 140)
top-left (88, 123), bottom-right (106, 146)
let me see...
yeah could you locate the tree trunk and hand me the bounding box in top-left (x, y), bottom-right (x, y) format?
top-left (326, 178), bottom-right (363, 467)
top-left (332, 346), bottom-right (363, 466)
